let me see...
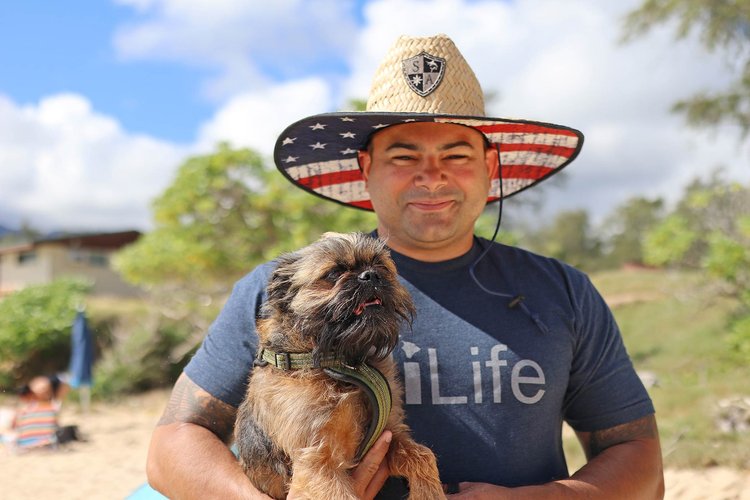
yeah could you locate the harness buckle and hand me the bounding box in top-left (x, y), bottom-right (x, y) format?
top-left (277, 352), bottom-right (292, 370)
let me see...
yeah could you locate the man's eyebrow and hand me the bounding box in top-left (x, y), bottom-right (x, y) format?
top-left (385, 142), bottom-right (419, 152)
top-left (440, 141), bottom-right (474, 151)
top-left (384, 140), bottom-right (476, 152)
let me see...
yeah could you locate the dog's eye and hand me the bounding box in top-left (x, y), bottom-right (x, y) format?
top-left (324, 266), bottom-right (345, 282)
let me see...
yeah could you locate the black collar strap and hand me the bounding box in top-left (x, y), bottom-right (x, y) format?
top-left (255, 348), bottom-right (392, 461)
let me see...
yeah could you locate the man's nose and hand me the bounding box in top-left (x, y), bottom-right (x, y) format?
top-left (414, 157), bottom-right (447, 191)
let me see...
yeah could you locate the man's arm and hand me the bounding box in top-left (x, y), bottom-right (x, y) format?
top-left (449, 414), bottom-right (664, 499)
top-left (146, 373), bottom-right (270, 499)
top-left (562, 413), bottom-right (664, 498)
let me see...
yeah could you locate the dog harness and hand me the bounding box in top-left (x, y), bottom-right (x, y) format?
top-left (255, 348), bottom-right (392, 462)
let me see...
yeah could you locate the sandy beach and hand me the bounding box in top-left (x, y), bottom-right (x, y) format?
top-left (1, 390), bottom-right (168, 500)
top-left (1, 390), bottom-right (748, 500)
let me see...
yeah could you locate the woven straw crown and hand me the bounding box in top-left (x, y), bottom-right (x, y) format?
top-left (367, 34), bottom-right (485, 116)
top-left (273, 34), bottom-right (584, 211)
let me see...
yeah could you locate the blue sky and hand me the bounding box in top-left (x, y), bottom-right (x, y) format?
top-left (2, 2), bottom-right (206, 141)
top-left (0, 1), bottom-right (367, 142)
top-left (0, 0), bottom-right (747, 232)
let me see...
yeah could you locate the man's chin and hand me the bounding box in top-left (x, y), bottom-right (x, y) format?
top-left (402, 224), bottom-right (460, 247)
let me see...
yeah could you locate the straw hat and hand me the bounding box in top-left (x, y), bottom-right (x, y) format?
top-left (273, 34), bottom-right (584, 210)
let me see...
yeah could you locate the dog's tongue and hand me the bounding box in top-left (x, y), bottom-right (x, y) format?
top-left (354, 298), bottom-right (382, 316)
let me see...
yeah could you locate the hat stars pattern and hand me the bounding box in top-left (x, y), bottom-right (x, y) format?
top-left (274, 112), bottom-right (583, 211)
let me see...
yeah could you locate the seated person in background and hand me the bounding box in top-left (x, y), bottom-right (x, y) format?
top-left (10, 376), bottom-right (59, 452)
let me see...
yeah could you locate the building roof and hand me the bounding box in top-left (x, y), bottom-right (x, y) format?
top-left (0, 230), bottom-right (141, 255)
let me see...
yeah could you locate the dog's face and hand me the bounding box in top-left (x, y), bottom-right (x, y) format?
top-left (261, 232), bottom-right (414, 366)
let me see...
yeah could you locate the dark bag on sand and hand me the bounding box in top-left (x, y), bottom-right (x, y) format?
top-left (56, 425), bottom-right (84, 444)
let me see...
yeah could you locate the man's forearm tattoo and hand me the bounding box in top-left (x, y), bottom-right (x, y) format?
top-left (158, 374), bottom-right (237, 443)
top-left (588, 414), bottom-right (658, 458)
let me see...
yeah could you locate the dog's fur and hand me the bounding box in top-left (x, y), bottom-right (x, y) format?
top-left (234, 232), bottom-right (445, 499)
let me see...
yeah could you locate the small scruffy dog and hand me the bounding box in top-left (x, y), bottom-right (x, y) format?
top-left (234, 232), bottom-right (445, 500)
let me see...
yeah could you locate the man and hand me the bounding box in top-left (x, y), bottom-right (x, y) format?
top-left (147, 34), bottom-right (664, 499)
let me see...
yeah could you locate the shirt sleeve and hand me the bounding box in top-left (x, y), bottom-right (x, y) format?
top-left (183, 263), bottom-right (273, 408)
top-left (562, 273), bottom-right (654, 432)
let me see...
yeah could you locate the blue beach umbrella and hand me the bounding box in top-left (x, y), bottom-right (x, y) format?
top-left (69, 310), bottom-right (94, 388)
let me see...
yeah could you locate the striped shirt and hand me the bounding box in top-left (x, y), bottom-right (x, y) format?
top-left (13, 402), bottom-right (58, 449)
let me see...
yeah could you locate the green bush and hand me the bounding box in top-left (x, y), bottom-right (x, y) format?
top-left (92, 315), bottom-right (196, 399)
top-left (729, 314), bottom-right (750, 358)
top-left (0, 279), bottom-right (91, 387)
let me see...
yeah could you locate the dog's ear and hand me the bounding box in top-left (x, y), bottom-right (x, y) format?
top-left (266, 252), bottom-right (301, 309)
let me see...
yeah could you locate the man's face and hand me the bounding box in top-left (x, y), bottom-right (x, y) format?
top-left (358, 122), bottom-right (498, 261)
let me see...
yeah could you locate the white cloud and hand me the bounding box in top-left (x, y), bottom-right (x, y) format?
top-left (195, 78), bottom-right (332, 156)
top-left (113, 0), bottom-right (360, 101)
top-left (0, 93), bottom-right (186, 232)
top-left (0, 80), bottom-right (330, 233)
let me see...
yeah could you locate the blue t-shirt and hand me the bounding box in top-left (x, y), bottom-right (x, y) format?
top-left (184, 237), bottom-right (653, 487)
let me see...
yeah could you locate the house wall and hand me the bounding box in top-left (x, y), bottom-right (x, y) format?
top-left (0, 244), bottom-right (141, 297)
top-left (44, 244), bottom-right (141, 297)
top-left (0, 247), bottom-right (53, 293)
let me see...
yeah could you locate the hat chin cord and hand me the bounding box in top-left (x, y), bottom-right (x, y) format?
top-left (469, 144), bottom-right (551, 335)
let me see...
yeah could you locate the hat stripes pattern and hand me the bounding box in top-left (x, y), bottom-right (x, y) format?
top-left (274, 113), bottom-right (582, 210)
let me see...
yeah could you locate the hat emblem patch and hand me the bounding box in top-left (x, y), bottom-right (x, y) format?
top-left (402, 52), bottom-right (446, 97)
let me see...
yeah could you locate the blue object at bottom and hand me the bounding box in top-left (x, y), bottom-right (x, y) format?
top-left (126, 483), bottom-right (166, 500)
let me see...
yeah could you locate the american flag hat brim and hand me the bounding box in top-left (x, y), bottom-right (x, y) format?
top-left (273, 34), bottom-right (584, 211)
top-left (274, 112), bottom-right (583, 211)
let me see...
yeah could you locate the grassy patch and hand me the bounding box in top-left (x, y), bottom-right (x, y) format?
top-left (562, 268), bottom-right (750, 470)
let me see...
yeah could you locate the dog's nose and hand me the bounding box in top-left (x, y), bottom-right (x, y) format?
top-left (358, 269), bottom-right (380, 284)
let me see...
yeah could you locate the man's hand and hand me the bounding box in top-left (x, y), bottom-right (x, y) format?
top-left (446, 482), bottom-right (511, 499)
top-left (351, 430), bottom-right (392, 499)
